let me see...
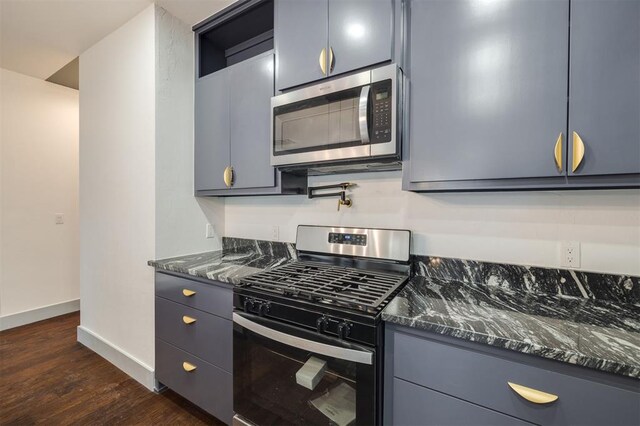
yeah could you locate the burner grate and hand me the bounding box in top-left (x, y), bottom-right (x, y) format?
top-left (240, 261), bottom-right (408, 313)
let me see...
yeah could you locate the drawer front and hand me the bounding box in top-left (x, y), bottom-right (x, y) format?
top-left (394, 331), bottom-right (640, 425)
top-left (155, 272), bottom-right (232, 319)
top-left (156, 339), bottom-right (232, 425)
top-left (393, 378), bottom-right (532, 426)
top-left (155, 297), bottom-right (232, 372)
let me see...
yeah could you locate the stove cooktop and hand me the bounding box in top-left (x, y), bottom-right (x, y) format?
top-left (239, 260), bottom-right (409, 314)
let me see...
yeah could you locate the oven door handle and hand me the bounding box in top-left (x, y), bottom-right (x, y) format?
top-left (233, 313), bottom-right (373, 365)
top-left (358, 85), bottom-right (370, 144)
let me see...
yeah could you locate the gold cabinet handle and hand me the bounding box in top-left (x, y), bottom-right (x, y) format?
top-left (182, 361), bottom-right (197, 372)
top-left (329, 47), bottom-right (335, 73)
top-left (319, 48), bottom-right (327, 76)
top-left (572, 131), bottom-right (585, 172)
top-left (182, 289), bottom-right (196, 297)
top-left (554, 132), bottom-right (563, 173)
top-left (223, 166), bottom-right (234, 187)
top-left (508, 382), bottom-right (558, 404)
top-left (182, 315), bottom-right (196, 325)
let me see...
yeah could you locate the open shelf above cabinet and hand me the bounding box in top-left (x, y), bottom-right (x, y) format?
top-left (197, 0), bottom-right (274, 78)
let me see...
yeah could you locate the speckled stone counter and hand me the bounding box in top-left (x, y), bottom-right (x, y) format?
top-left (148, 237), bottom-right (297, 285)
top-left (383, 256), bottom-right (640, 379)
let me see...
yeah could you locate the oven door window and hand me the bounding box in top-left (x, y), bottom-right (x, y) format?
top-left (233, 313), bottom-right (375, 426)
top-left (273, 86), bottom-right (367, 156)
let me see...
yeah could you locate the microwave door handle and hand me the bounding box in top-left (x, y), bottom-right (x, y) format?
top-left (358, 85), bottom-right (371, 144)
top-left (233, 313), bottom-right (372, 365)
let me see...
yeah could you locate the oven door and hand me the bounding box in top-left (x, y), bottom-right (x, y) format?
top-left (233, 312), bottom-right (376, 426)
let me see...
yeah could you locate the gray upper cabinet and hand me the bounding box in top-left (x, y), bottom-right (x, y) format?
top-left (275, 0), bottom-right (394, 91)
top-left (568, 0), bottom-right (640, 178)
top-left (406, 0), bottom-right (569, 189)
top-left (193, 0), bottom-right (306, 197)
top-left (195, 71), bottom-right (230, 192)
top-left (229, 52), bottom-right (276, 189)
top-left (275, 0), bottom-right (328, 91)
top-left (328, 0), bottom-right (393, 77)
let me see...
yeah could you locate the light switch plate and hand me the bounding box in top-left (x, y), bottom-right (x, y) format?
top-left (206, 223), bottom-right (215, 238)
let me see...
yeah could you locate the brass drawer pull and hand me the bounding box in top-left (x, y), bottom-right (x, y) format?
top-left (572, 131), bottom-right (585, 172)
top-left (554, 132), bottom-right (563, 172)
top-left (508, 382), bottom-right (558, 404)
top-left (182, 289), bottom-right (196, 297)
top-left (319, 48), bottom-right (327, 76)
top-left (223, 166), bottom-right (234, 187)
top-left (182, 361), bottom-right (197, 372)
top-left (329, 47), bottom-right (335, 73)
top-left (182, 315), bottom-right (196, 325)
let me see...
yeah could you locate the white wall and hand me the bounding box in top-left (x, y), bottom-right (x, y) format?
top-left (226, 172), bottom-right (640, 276)
top-left (0, 68), bottom-right (79, 327)
top-left (79, 5), bottom-right (224, 388)
top-left (79, 4), bottom-right (157, 376)
top-left (155, 7), bottom-right (224, 259)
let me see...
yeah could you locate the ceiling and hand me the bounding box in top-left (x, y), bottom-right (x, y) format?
top-left (0, 0), bottom-right (235, 81)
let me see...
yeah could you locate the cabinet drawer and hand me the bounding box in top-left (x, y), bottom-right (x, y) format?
top-left (156, 339), bottom-right (232, 425)
top-left (155, 272), bottom-right (232, 319)
top-left (394, 331), bottom-right (640, 425)
top-left (155, 297), bottom-right (232, 372)
top-left (393, 378), bottom-right (531, 426)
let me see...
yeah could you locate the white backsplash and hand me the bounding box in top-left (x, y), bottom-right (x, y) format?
top-left (225, 171), bottom-right (640, 276)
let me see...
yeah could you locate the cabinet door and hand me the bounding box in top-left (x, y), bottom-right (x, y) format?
top-left (393, 378), bottom-right (532, 426)
top-left (275, 0), bottom-right (328, 91)
top-left (568, 0), bottom-right (640, 177)
top-left (195, 71), bottom-right (230, 191)
top-left (328, 0), bottom-right (393, 76)
top-left (229, 52), bottom-right (276, 189)
top-left (408, 0), bottom-right (569, 184)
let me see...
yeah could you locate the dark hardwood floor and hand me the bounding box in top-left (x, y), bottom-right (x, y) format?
top-left (0, 312), bottom-right (225, 425)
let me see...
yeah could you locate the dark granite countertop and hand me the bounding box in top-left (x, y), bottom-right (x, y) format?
top-left (148, 237), bottom-right (297, 285)
top-left (383, 256), bottom-right (640, 379)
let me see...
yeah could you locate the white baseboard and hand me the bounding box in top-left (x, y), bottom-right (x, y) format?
top-left (77, 325), bottom-right (155, 390)
top-left (0, 299), bottom-right (80, 331)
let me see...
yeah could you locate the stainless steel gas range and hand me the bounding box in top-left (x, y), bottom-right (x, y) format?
top-left (232, 225), bottom-right (411, 426)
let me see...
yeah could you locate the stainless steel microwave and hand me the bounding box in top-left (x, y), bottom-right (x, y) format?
top-left (270, 63), bottom-right (402, 171)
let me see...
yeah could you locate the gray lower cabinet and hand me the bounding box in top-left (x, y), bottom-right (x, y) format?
top-left (568, 0), bottom-right (640, 179)
top-left (155, 272), bottom-right (233, 425)
top-left (275, 0), bottom-right (395, 91)
top-left (156, 339), bottom-right (232, 424)
top-left (393, 378), bottom-right (532, 426)
top-left (385, 325), bottom-right (640, 426)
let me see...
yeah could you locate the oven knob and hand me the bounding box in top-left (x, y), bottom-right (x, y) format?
top-left (337, 322), bottom-right (351, 339)
top-left (258, 302), bottom-right (271, 317)
top-left (243, 299), bottom-right (255, 313)
top-left (316, 316), bottom-right (329, 334)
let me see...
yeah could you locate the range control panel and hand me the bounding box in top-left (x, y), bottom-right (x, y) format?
top-left (370, 79), bottom-right (393, 144)
top-left (328, 232), bottom-right (367, 246)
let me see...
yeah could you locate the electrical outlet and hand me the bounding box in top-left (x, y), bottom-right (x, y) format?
top-left (55, 214), bottom-right (64, 225)
top-left (561, 241), bottom-right (581, 268)
top-left (271, 225), bottom-right (279, 241)
top-left (205, 223), bottom-right (216, 238)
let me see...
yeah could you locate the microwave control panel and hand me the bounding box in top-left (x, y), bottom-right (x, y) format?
top-left (328, 232), bottom-right (367, 246)
top-left (370, 79), bottom-right (393, 143)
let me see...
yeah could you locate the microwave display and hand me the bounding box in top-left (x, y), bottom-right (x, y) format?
top-left (370, 80), bottom-right (392, 144)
